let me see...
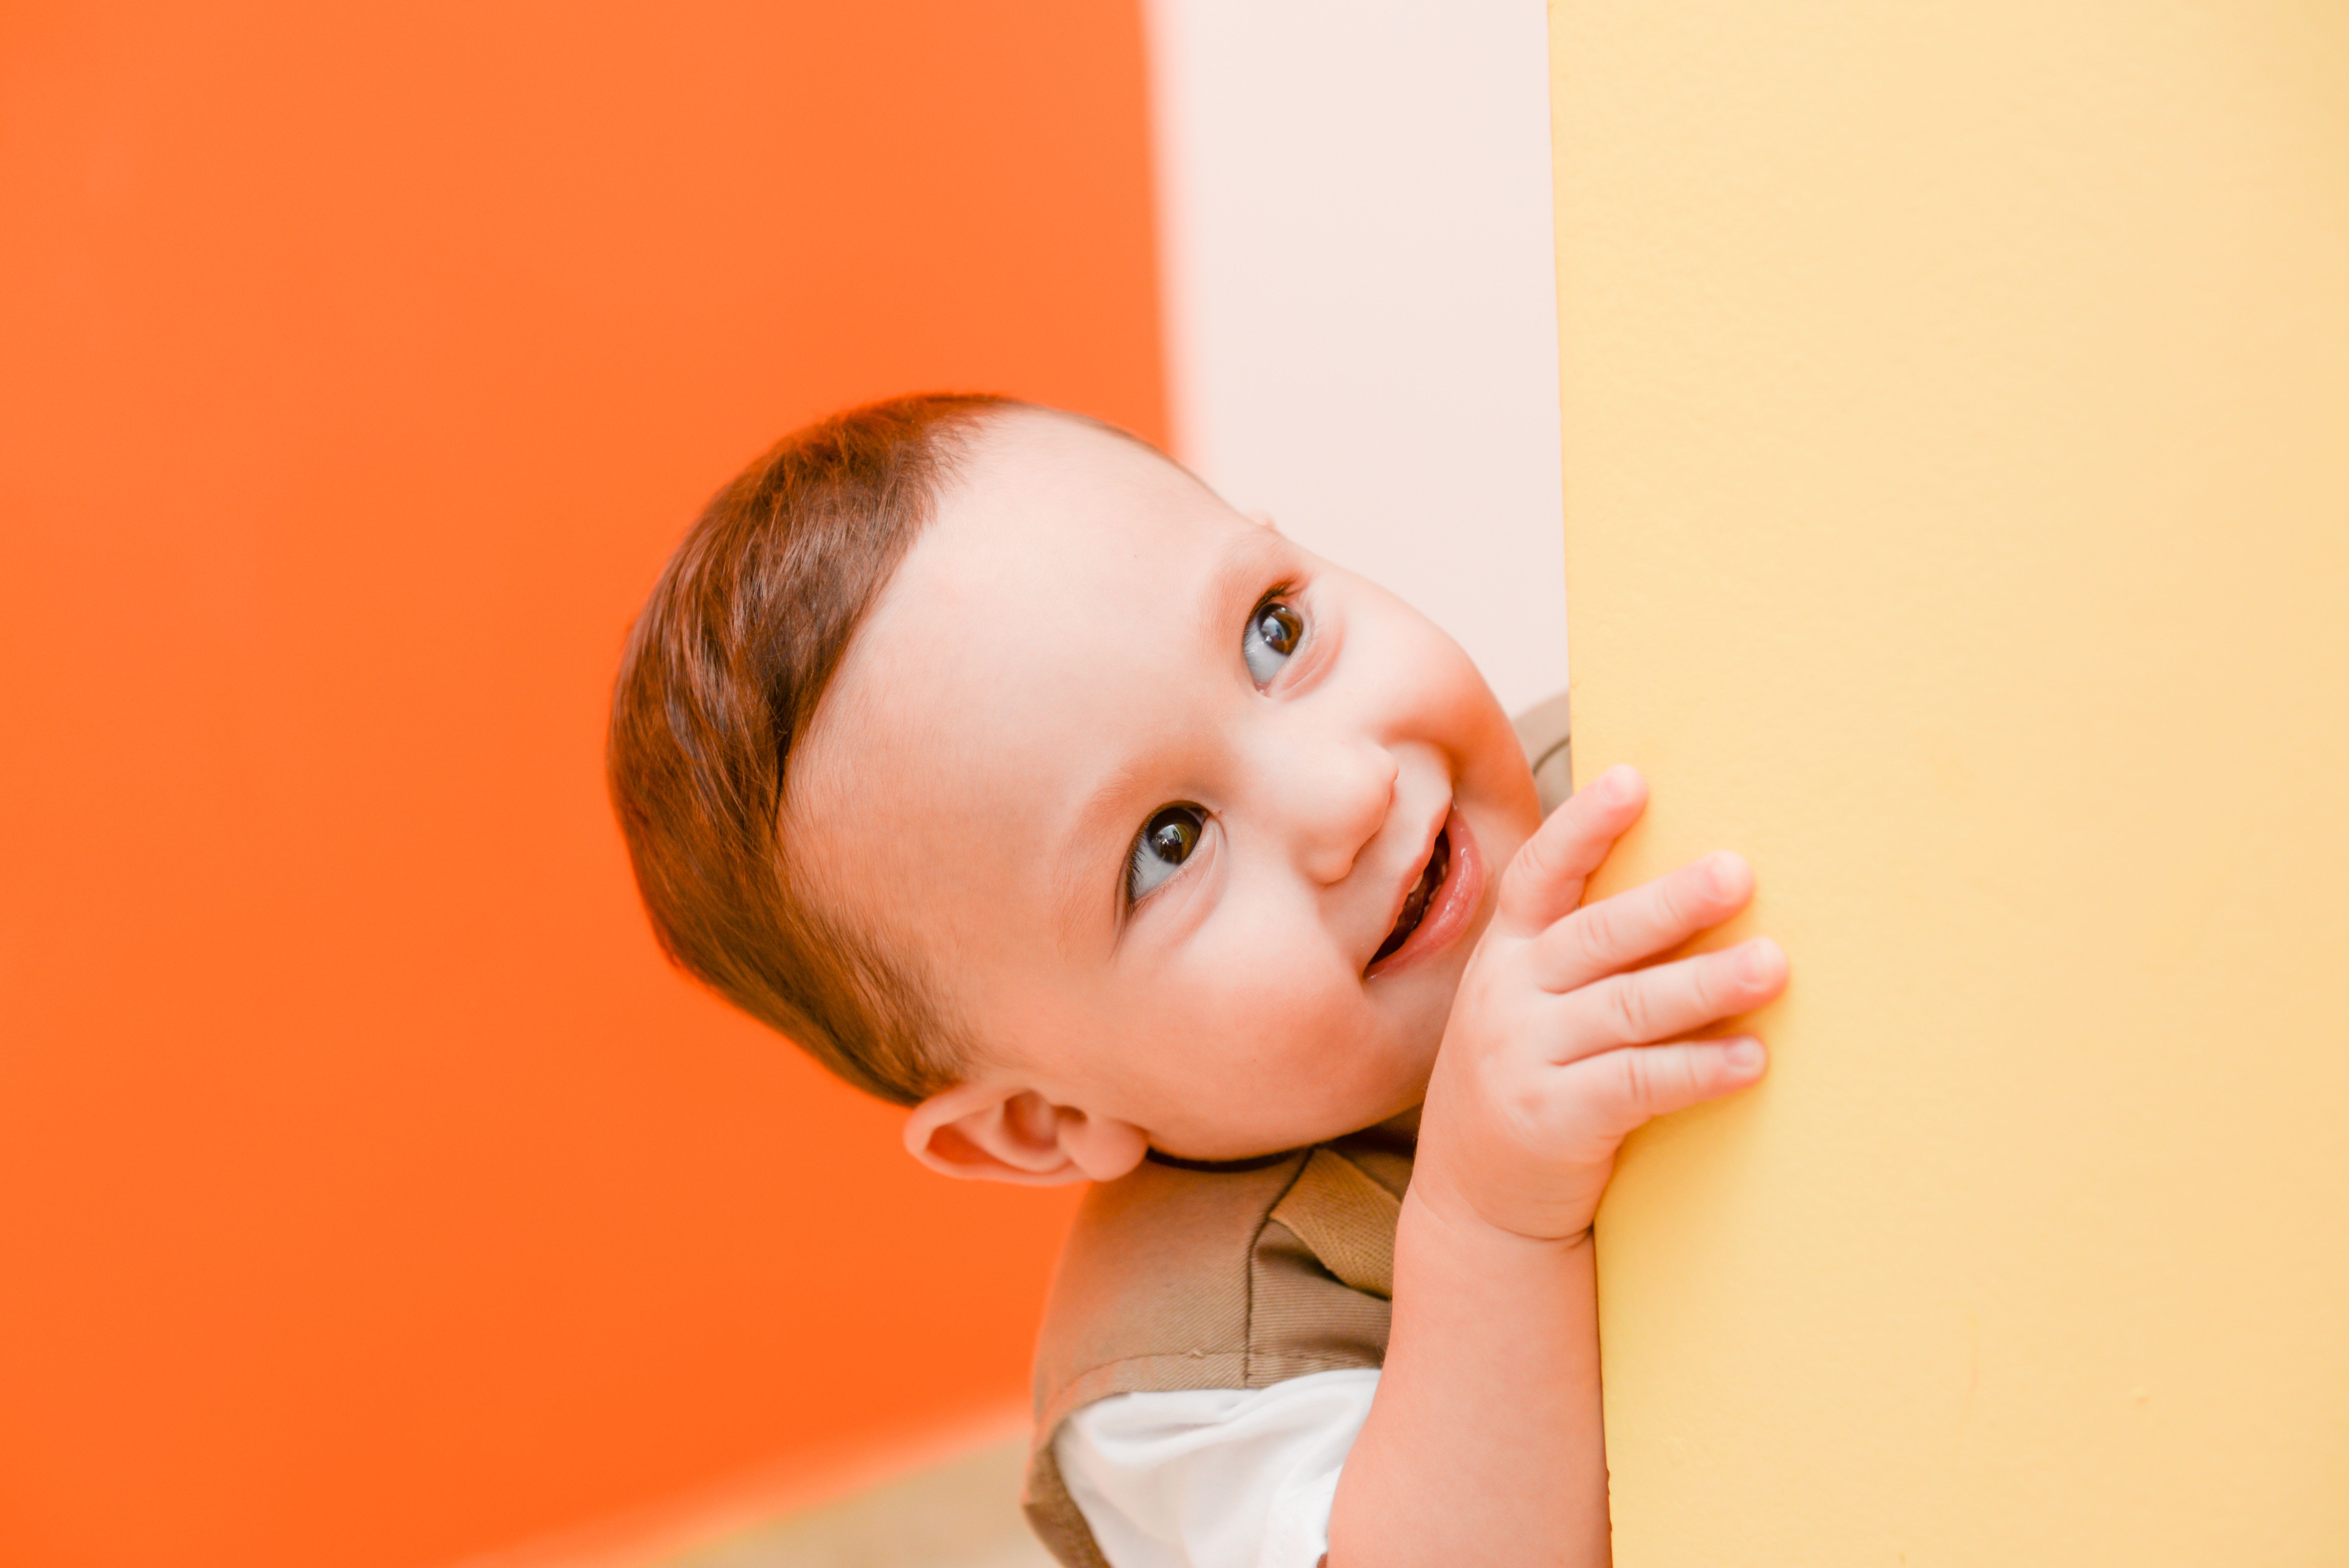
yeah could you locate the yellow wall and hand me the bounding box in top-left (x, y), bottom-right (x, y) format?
top-left (1549, 4), bottom-right (2349, 1561)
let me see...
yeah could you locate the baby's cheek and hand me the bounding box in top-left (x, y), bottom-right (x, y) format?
top-left (1184, 933), bottom-right (1355, 1043)
top-left (1257, 987), bottom-right (1414, 1111)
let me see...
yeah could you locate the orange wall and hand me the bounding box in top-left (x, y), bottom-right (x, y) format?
top-left (0, 5), bottom-right (1160, 1566)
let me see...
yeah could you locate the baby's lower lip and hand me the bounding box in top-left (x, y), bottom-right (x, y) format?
top-left (1366, 809), bottom-right (1481, 979)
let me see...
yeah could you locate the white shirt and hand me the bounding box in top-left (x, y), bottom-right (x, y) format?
top-left (1052, 1368), bottom-right (1382, 1568)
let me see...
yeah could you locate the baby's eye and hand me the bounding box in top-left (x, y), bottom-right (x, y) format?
top-left (1127, 804), bottom-right (1206, 902)
top-left (1243, 597), bottom-right (1305, 686)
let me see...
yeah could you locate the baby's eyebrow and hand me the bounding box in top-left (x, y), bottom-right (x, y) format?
top-left (1052, 759), bottom-right (1151, 953)
top-left (1193, 528), bottom-right (1292, 654)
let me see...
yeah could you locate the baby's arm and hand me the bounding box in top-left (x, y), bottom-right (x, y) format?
top-left (1326, 765), bottom-right (1787, 1567)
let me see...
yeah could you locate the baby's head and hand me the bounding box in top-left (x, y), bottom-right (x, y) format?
top-left (610, 396), bottom-right (1541, 1184)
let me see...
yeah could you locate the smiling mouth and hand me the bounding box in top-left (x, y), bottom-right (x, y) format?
top-left (1372, 829), bottom-right (1450, 966)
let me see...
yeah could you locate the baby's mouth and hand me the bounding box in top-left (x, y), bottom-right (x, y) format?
top-left (1372, 829), bottom-right (1451, 966)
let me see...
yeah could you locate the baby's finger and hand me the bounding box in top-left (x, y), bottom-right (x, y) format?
top-left (1552, 937), bottom-right (1787, 1061)
top-left (1495, 764), bottom-right (1647, 937)
top-left (1533, 850), bottom-right (1754, 994)
top-left (1558, 1036), bottom-right (1768, 1140)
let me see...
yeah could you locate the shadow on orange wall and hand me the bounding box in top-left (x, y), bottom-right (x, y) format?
top-left (0, 4), bottom-right (1160, 1565)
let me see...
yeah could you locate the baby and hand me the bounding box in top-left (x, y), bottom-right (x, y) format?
top-left (608, 394), bottom-right (1787, 1567)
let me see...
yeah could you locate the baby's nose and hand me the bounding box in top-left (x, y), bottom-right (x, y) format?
top-left (1294, 741), bottom-right (1399, 886)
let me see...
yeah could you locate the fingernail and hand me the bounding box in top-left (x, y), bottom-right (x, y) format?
top-left (1603, 765), bottom-right (1638, 805)
top-left (1742, 939), bottom-right (1782, 981)
top-left (1725, 1038), bottom-right (1766, 1071)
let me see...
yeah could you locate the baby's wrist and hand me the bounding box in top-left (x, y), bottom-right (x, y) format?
top-left (1399, 1174), bottom-right (1597, 1259)
top-left (1389, 1187), bottom-right (1596, 1336)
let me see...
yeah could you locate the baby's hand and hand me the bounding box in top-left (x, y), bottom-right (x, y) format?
top-left (1414, 764), bottom-right (1787, 1244)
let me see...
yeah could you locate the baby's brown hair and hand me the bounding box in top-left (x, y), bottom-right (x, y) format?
top-left (606, 392), bottom-right (1014, 1105)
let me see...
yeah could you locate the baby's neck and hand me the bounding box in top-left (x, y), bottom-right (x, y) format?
top-left (1376, 1103), bottom-right (1424, 1140)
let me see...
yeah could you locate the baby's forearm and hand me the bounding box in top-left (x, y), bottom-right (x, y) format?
top-left (1322, 774), bottom-right (1780, 1564)
top-left (1324, 1191), bottom-right (1610, 1568)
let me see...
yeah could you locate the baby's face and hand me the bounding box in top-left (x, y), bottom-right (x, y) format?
top-left (793, 412), bottom-right (1542, 1159)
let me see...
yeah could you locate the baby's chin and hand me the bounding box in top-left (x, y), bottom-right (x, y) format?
top-left (1471, 743), bottom-right (1546, 857)
top-left (1148, 1044), bottom-right (1437, 1162)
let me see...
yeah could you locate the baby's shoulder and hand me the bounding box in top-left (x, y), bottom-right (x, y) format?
top-left (1032, 1133), bottom-right (1411, 1420)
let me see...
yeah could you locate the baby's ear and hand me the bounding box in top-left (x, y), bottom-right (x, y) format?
top-left (903, 1082), bottom-right (1149, 1187)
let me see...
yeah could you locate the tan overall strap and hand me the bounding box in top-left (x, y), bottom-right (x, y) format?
top-left (1021, 1134), bottom-right (1411, 1568)
top-left (1269, 1147), bottom-right (1402, 1299)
